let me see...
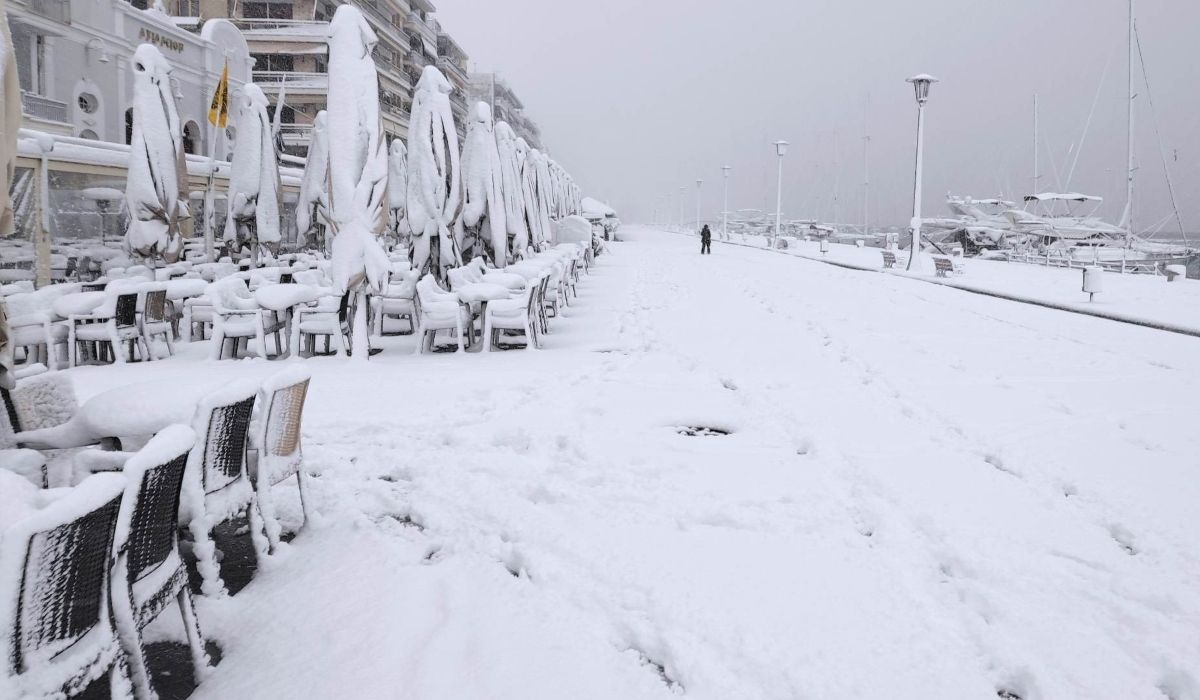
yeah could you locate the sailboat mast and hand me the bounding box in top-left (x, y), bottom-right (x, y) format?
top-left (1124, 0), bottom-right (1135, 235)
top-left (863, 94), bottom-right (870, 237)
top-left (1033, 94), bottom-right (1038, 196)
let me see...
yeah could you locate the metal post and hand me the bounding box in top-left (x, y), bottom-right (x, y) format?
top-left (722, 165), bottom-right (731, 241)
top-left (678, 186), bottom-right (685, 232)
top-left (774, 151), bottom-right (784, 245)
top-left (695, 179), bottom-right (702, 236)
top-left (907, 100), bottom-right (927, 272)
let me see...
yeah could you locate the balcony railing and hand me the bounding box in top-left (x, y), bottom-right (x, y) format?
top-left (404, 12), bottom-right (436, 43)
top-left (21, 92), bottom-right (69, 124)
top-left (28, 0), bottom-right (69, 23)
top-left (406, 49), bottom-right (429, 71)
top-left (437, 57), bottom-right (468, 86)
top-left (252, 71), bottom-right (328, 89)
top-left (232, 18), bottom-right (324, 31)
top-left (448, 91), bottom-right (467, 115)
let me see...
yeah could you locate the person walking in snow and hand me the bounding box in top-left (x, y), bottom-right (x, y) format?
top-left (700, 224), bottom-right (712, 255)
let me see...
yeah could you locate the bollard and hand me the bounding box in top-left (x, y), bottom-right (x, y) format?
top-left (1082, 266), bottom-right (1103, 302)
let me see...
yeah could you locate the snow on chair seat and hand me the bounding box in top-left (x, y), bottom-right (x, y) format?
top-left (481, 281), bottom-right (539, 352)
top-left (414, 275), bottom-right (472, 354)
top-left (0, 472), bottom-right (132, 699)
top-left (68, 291), bottom-right (149, 366)
top-left (208, 278), bottom-right (270, 360)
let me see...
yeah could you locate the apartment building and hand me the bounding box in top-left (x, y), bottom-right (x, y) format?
top-left (5, 0), bottom-right (250, 152)
top-left (468, 72), bottom-right (544, 152)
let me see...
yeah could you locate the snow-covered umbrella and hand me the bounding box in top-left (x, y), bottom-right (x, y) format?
top-left (406, 65), bottom-right (461, 280)
top-left (530, 148), bottom-right (554, 246)
top-left (387, 139), bottom-right (409, 250)
top-left (224, 83), bottom-right (282, 264)
top-left (125, 44), bottom-right (189, 266)
top-left (1, 4), bottom-right (19, 241)
top-left (494, 121), bottom-right (528, 258)
top-left (459, 102), bottom-right (507, 267)
top-left (515, 138), bottom-right (546, 251)
top-left (296, 110), bottom-right (330, 253)
top-left (326, 4), bottom-right (390, 359)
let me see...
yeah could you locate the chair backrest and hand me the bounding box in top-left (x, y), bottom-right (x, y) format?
top-left (188, 380), bottom-right (258, 500)
top-left (143, 289), bottom-right (168, 324)
top-left (117, 425), bottom-right (194, 585)
top-left (81, 283), bottom-right (106, 292)
top-left (258, 368), bottom-right (311, 485)
top-left (0, 473), bottom-right (126, 676)
top-left (114, 293), bottom-right (139, 329)
top-left (446, 268), bottom-right (470, 292)
top-left (279, 273), bottom-right (294, 284)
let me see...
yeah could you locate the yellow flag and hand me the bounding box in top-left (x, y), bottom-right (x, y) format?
top-left (208, 61), bottom-right (230, 128)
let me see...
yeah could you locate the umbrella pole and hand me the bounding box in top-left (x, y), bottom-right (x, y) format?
top-left (204, 119), bottom-right (219, 261)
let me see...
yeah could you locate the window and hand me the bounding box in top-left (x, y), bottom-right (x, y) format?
top-left (183, 121), bottom-right (200, 154)
top-left (77, 93), bottom-right (98, 114)
top-left (78, 129), bottom-right (98, 140)
top-left (252, 53), bottom-right (294, 72)
top-left (176, 0), bottom-right (199, 15)
top-left (243, 1), bottom-right (292, 19)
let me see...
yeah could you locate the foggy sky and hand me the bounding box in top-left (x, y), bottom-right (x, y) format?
top-left (436, 0), bottom-right (1200, 233)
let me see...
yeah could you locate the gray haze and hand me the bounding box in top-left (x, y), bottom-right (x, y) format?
top-left (437, 0), bottom-right (1200, 232)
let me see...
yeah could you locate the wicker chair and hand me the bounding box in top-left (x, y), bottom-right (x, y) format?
top-left (181, 379), bottom-right (266, 597)
top-left (70, 292), bottom-right (149, 366)
top-left (253, 368), bottom-right (313, 551)
top-left (109, 425), bottom-right (210, 700)
top-left (0, 473), bottom-right (133, 699)
top-left (140, 289), bottom-right (174, 359)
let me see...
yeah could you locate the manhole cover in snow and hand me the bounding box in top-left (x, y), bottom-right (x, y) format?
top-left (676, 426), bottom-right (730, 437)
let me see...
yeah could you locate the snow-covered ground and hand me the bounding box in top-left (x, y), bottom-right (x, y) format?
top-left (68, 226), bottom-right (1200, 699)
top-left (725, 233), bottom-right (1200, 335)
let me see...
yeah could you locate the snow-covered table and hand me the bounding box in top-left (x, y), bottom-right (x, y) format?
top-left (481, 272), bottom-right (527, 291)
top-left (17, 381), bottom-right (209, 449)
top-left (51, 291), bottom-right (106, 318)
top-left (255, 283), bottom-right (323, 359)
top-left (162, 279), bottom-right (209, 300)
top-left (456, 283), bottom-right (514, 347)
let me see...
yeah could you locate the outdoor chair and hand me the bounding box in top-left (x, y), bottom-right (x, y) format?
top-left (181, 379), bottom-right (267, 597)
top-left (252, 368), bottom-right (313, 551)
top-left (535, 274), bottom-right (553, 334)
top-left (70, 292), bottom-right (149, 366)
top-left (481, 280), bottom-right (539, 352)
top-left (183, 297), bottom-right (214, 341)
top-left (294, 296), bottom-right (345, 357)
top-left (208, 279), bottom-right (269, 360)
top-left (540, 264), bottom-right (562, 321)
top-left (141, 289), bottom-right (175, 359)
top-left (78, 426), bottom-right (211, 700)
top-left (371, 275), bottom-right (417, 336)
top-left (5, 285), bottom-right (78, 370)
top-left (414, 275), bottom-right (471, 354)
top-left (1, 372), bottom-right (81, 485)
top-left (0, 473), bottom-right (132, 699)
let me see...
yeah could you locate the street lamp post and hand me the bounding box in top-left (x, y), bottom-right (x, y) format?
top-left (905, 74), bottom-right (938, 272)
top-left (722, 165), bottom-right (731, 241)
top-left (695, 179), bottom-right (703, 236)
top-left (678, 186), bottom-right (685, 232)
top-left (773, 141), bottom-right (789, 247)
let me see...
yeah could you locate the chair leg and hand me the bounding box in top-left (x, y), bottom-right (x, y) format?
top-left (482, 316), bottom-right (492, 352)
top-left (188, 517), bottom-right (228, 598)
top-left (109, 652), bottom-right (136, 700)
top-left (257, 479), bottom-right (281, 553)
top-left (247, 497), bottom-right (271, 565)
top-left (296, 468), bottom-right (312, 530)
top-left (177, 587), bottom-right (212, 683)
top-left (110, 553), bottom-right (157, 700)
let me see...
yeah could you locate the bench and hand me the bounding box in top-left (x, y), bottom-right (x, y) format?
top-left (934, 257), bottom-right (954, 277)
top-left (881, 250), bottom-right (898, 268)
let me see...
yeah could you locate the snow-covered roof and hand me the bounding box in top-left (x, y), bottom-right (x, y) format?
top-left (1024, 193), bottom-right (1103, 203)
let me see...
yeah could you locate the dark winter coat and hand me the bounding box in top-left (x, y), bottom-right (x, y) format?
top-left (700, 226), bottom-right (712, 243)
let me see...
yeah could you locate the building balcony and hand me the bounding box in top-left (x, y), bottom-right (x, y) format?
top-left (448, 91), bottom-right (467, 116)
top-left (252, 71), bottom-right (329, 94)
top-left (436, 56), bottom-right (468, 88)
top-left (27, 0), bottom-right (70, 23)
top-left (21, 91), bottom-right (69, 124)
top-left (404, 12), bottom-right (436, 45)
top-left (405, 49), bottom-right (429, 72)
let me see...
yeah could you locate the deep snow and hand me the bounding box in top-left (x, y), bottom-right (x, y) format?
top-left (58, 226), bottom-right (1200, 700)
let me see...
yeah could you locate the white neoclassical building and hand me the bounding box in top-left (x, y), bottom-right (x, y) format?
top-left (7, 0), bottom-right (252, 157)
